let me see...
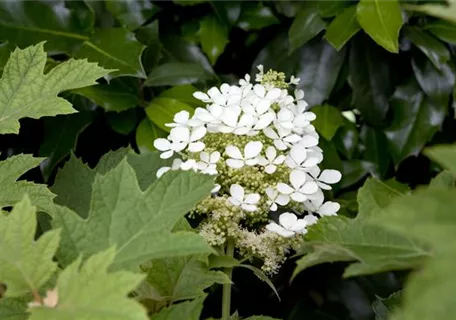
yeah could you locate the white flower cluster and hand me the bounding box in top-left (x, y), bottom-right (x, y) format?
top-left (153, 65), bottom-right (341, 271)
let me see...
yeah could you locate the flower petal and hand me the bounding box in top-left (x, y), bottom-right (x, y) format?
top-left (241, 204), bottom-right (258, 212)
top-left (154, 138), bottom-right (171, 151)
top-left (266, 222), bottom-right (285, 234)
top-left (300, 181), bottom-right (319, 194)
top-left (263, 127), bottom-right (279, 139)
top-left (265, 164), bottom-right (276, 174)
top-left (244, 193), bottom-right (260, 204)
top-left (173, 110), bottom-right (190, 124)
top-left (266, 88), bottom-right (281, 100)
top-left (200, 151), bottom-right (210, 163)
top-left (193, 91), bottom-right (211, 102)
top-left (276, 194), bottom-right (290, 206)
top-left (289, 145), bottom-right (307, 165)
top-left (277, 183), bottom-right (294, 195)
top-left (317, 201), bottom-right (340, 216)
top-left (190, 126), bottom-right (207, 142)
top-left (226, 145), bottom-right (243, 159)
top-left (230, 184), bottom-right (244, 202)
top-left (156, 167), bottom-right (170, 178)
top-left (265, 146), bottom-right (276, 161)
top-left (319, 169), bottom-right (342, 184)
top-left (226, 159), bottom-right (245, 169)
top-left (244, 141), bottom-right (263, 159)
top-left (279, 212), bottom-right (297, 229)
top-left (210, 151), bottom-right (221, 163)
top-left (289, 219), bottom-right (307, 232)
top-left (254, 84), bottom-right (266, 98)
top-left (160, 150), bottom-right (173, 159)
top-left (188, 142), bottom-right (205, 152)
top-left (291, 192), bottom-right (307, 202)
top-left (290, 169), bottom-right (307, 189)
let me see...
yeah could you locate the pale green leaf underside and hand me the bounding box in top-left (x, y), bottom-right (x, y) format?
top-left (29, 247), bottom-right (148, 320)
top-left (0, 42), bottom-right (111, 134)
top-left (52, 159), bottom-right (215, 271)
top-left (150, 296), bottom-right (205, 320)
top-left (0, 196), bottom-right (60, 297)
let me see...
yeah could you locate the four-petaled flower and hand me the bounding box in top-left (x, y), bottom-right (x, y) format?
top-left (308, 167), bottom-right (342, 190)
top-left (228, 184), bottom-right (260, 212)
top-left (197, 151), bottom-right (221, 175)
top-left (263, 126), bottom-right (301, 150)
top-left (265, 186), bottom-right (290, 211)
top-left (285, 144), bottom-right (321, 170)
top-left (266, 212), bottom-right (307, 238)
top-left (277, 170), bottom-right (318, 203)
top-left (258, 146), bottom-right (286, 174)
top-left (225, 141), bottom-right (263, 168)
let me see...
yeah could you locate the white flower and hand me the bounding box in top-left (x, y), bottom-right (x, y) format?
top-left (285, 144), bottom-right (321, 170)
top-left (197, 151), bottom-right (221, 175)
top-left (277, 170), bottom-right (319, 203)
top-left (225, 141), bottom-right (263, 168)
top-left (263, 126), bottom-right (301, 150)
top-left (228, 184), bottom-right (260, 212)
top-left (168, 126), bottom-right (206, 153)
top-left (265, 186), bottom-right (290, 210)
top-left (212, 184), bottom-right (221, 194)
top-left (289, 75), bottom-right (300, 85)
top-left (154, 138), bottom-right (186, 159)
top-left (193, 84), bottom-right (242, 106)
top-left (156, 158), bottom-right (183, 178)
top-left (239, 74), bottom-right (251, 87)
top-left (304, 214), bottom-right (318, 225)
top-left (180, 159), bottom-right (199, 171)
top-left (266, 212), bottom-right (307, 238)
top-left (308, 167), bottom-right (342, 190)
top-left (304, 199), bottom-right (340, 216)
top-left (217, 106), bottom-right (256, 135)
top-left (193, 104), bottom-right (225, 132)
top-left (258, 146), bottom-right (285, 174)
top-left (165, 110), bottom-right (203, 128)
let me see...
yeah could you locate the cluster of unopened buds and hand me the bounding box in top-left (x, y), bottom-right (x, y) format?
top-left (154, 65), bottom-right (341, 273)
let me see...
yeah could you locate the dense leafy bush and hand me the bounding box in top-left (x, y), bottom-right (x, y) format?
top-left (1, 0), bottom-right (456, 319)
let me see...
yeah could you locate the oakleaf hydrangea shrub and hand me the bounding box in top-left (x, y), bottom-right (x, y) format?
top-left (154, 66), bottom-right (342, 274)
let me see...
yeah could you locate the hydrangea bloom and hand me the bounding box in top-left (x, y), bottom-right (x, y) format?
top-left (154, 65), bottom-right (342, 274)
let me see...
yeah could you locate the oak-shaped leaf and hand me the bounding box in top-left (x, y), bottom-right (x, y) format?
top-left (52, 159), bottom-right (214, 271)
top-left (0, 196), bottom-right (60, 297)
top-left (0, 42), bottom-right (111, 134)
top-left (0, 154), bottom-right (55, 213)
top-left (28, 247), bottom-right (148, 320)
top-left (293, 178), bottom-right (429, 279)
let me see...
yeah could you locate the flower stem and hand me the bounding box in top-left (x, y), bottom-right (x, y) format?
top-left (222, 238), bottom-right (235, 320)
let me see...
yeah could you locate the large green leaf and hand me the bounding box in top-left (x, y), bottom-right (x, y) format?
top-left (411, 53), bottom-right (455, 105)
top-left (51, 149), bottom-right (172, 217)
top-left (75, 28), bottom-right (146, 78)
top-left (145, 62), bottom-right (211, 87)
top-left (374, 184), bottom-right (456, 320)
top-left (0, 0), bottom-right (93, 53)
top-left (0, 43), bottom-right (109, 134)
top-left (0, 196), bottom-right (60, 297)
top-left (325, 6), bottom-right (361, 51)
top-left (296, 41), bottom-right (346, 107)
top-left (404, 27), bottom-right (450, 69)
top-left (135, 20), bottom-right (162, 71)
top-left (403, 0), bottom-right (456, 24)
top-left (136, 118), bottom-right (167, 153)
top-left (145, 97), bottom-right (195, 132)
top-left (28, 247), bottom-right (148, 320)
top-left (105, 0), bottom-right (159, 30)
top-left (360, 126), bottom-right (391, 178)
top-left (38, 112), bottom-right (94, 181)
top-left (211, 1), bottom-right (241, 27)
top-left (160, 35), bottom-right (213, 74)
top-left (52, 160), bottom-right (214, 270)
top-left (72, 80), bottom-right (140, 112)
top-left (0, 155), bottom-right (55, 213)
top-left (252, 33), bottom-right (300, 77)
top-left (311, 104), bottom-right (344, 141)
top-left (318, 1), bottom-right (351, 17)
top-left (0, 297), bottom-right (28, 320)
top-left (356, 0), bottom-right (403, 53)
top-left (236, 2), bottom-right (279, 31)
top-left (141, 255), bottom-right (229, 303)
top-left (425, 20), bottom-right (456, 45)
top-left (293, 178), bottom-right (429, 279)
top-left (349, 35), bottom-right (394, 126)
top-left (0, 2), bottom-right (145, 78)
top-left (373, 291), bottom-right (402, 320)
top-left (288, 9), bottom-right (326, 53)
top-left (425, 144), bottom-right (456, 175)
top-left (199, 15), bottom-right (229, 65)
top-left (384, 78), bottom-right (446, 165)
top-left (150, 297), bottom-right (204, 320)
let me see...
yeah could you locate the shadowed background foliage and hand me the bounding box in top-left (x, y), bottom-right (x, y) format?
top-left (0, 0), bottom-right (455, 319)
